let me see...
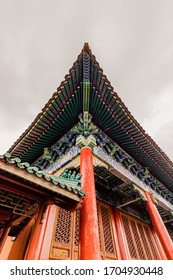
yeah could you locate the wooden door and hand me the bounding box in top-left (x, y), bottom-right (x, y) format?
top-left (97, 201), bottom-right (117, 260)
top-left (120, 212), bottom-right (161, 259)
top-left (49, 207), bottom-right (80, 260)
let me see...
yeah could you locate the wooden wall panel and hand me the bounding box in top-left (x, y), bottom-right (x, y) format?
top-left (97, 201), bottom-right (117, 260)
top-left (120, 212), bottom-right (161, 260)
top-left (49, 203), bottom-right (163, 260)
top-left (49, 207), bottom-right (80, 260)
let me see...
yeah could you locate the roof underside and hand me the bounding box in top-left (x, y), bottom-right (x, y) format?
top-left (8, 43), bottom-right (173, 192)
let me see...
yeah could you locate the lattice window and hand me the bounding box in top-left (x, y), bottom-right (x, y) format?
top-left (50, 207), bottom-right (80, 260)
top-left (97, 201), bottom-right (117, 260)
top-left (121, 212), bottom-right (161, 260)
top-left (137, 223), bottom-right (153, 259)
top-left (74, 209), bottom-right (80, 247)
top-left (144, 226), bottom-right (160, 259)
top-left (130, 220), bottom-right (146, 259)
top-left (54, 208), bottom-right (72, 245)
top-left (121, 215), bottom-right (138, 259)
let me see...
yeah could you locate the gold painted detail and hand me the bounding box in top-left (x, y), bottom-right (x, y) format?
top-left (76, 134), bottom-right (96, 149)
top-left (150, 192), bottom-right (158, 204)
top-left (50, 207), bottom-right (80, 260)
top-left (50, 248), bottom-right (69, 259)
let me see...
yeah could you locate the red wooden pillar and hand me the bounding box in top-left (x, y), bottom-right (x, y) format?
top-left (0, 227), bottom-right (11, 254)
top-left (145, 191), bottom-right (173, 260)
top-left (114, 208), bottom-right (129, 260)
top-left (38, 205), bottom-right (57, 259)
top-left (80, 147), bottom-right (101, 260)
top-left (151, 227), bottom-right (167, 260)
top-left (25, 203), bottom-right (47, 260)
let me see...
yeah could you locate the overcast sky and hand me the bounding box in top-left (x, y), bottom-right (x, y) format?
top-left (0, 0), bottom-right (173, 161)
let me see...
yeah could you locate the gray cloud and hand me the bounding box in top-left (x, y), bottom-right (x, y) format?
top-left (0, 0), bottom-right (173, 161)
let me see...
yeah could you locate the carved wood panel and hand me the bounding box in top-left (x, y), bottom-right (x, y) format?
top-left (120, 212), bottom-right (161, 260)
top-left (49, 207), bottom-right (80, 260)
top-left (97, 201), bottom-right (117, 260)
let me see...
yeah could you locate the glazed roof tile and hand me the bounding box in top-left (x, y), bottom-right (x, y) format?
top-left (0, 153), bottom-right (84, 198)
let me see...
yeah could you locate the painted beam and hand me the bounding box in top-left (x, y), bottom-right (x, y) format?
top-left (93, 146), bottom-right (173, 211)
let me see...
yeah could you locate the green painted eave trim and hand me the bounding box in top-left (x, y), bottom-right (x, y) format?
top-left (0, 153), bottom-right (85, 198)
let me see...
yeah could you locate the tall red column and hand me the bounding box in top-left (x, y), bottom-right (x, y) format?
top-left (151, 227), bottom-right (167, 260)
top-left (25, 203), bottom-right (47, 260)
top-left (145, 191), bottom-right (173, 260)
top-left (38, 205), bottom-right (57, 260)
top-left (80, 147), bottom-right (101, 260)
top-left (114, 208), bottom-right (129, 260)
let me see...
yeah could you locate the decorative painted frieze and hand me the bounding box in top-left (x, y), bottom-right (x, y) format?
top-left (47, 146), bottom-right (80, 173)
top-left (32, 116), bottom-right (173, 207)
top-left (53, 156), bottom-right (80, 177)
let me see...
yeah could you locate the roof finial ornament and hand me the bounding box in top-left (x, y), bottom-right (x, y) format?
top-left (83, 42), bottom-right (90, 54)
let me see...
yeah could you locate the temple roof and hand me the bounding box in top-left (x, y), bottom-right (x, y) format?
top-left (0, 153), bottom-right (84, 236)
top-left (7, 43), bottom-right (173, 193)
top-left (0, 153), bottom-right (84, 200)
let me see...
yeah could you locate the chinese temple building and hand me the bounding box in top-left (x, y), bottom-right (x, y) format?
top-left (0, 43), bottom-right (173, 260)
